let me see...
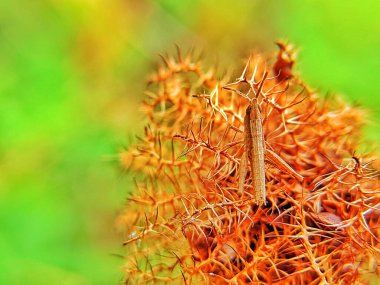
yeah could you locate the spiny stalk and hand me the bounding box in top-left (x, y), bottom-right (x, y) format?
top-left (119, 44), bottom-right (380, 284)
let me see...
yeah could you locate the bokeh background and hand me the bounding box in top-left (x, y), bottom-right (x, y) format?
top-left (1, 0), bottom-right (379, 284)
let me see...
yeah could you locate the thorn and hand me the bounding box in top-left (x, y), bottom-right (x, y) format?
top-left (158, 54), bottom-right (169, 67)
top-left (239, 56), bottom-right (251, 82)
top-left (175, 43), bottom-right (182, 62)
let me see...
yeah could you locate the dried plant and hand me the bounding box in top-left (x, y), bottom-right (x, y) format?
top-left (118, 43), bottom-right (380, 284)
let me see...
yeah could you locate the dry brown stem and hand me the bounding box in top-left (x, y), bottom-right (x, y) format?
top-left (119, 45), bottom-right (380, 284)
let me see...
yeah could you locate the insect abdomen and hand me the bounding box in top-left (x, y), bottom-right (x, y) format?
top-left (247, 101), bottom-right (266, 205)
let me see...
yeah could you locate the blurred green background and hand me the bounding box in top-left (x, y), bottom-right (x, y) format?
top-left (0, 0), bottom-right (379, 284)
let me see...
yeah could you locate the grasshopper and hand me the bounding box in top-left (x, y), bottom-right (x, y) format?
top-left (224, 60), bottom-right (304, 205)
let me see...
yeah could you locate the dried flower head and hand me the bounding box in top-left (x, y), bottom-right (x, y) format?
top-left (119, 44), bottom-right (380, 284)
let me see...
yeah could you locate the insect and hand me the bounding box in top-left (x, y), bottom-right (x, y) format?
top-left (224, 60), bottom-right (304, 205)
